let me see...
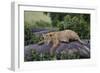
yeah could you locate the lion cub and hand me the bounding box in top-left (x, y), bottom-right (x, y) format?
top-left (39, 30), bottom-right (83, 55)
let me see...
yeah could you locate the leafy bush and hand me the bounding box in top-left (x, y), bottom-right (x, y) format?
top-left (24, 21), bottom-right (42, 46)
top-left (57, 21), bottom-right (64, 31)
top-left (63, 15), bottom-right (90, 39)
top-left (24, 22), bottom-right (33, 45)
top-left (31, 49), bottom-right (80, 61)
top-left (50, 13), bottom-right (90, 39)
top-left (31, 34), bottom-right (42, 44)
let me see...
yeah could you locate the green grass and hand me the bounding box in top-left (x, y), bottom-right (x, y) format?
top-left (31, 49), bottom-right (80, 61)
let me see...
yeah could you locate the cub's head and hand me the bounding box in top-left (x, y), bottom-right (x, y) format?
top-left (42, 32), bottom-right (54, 45)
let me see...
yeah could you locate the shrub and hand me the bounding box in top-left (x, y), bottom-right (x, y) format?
top-left (24, 22), bottom-right (33, 45)
top-left (49, 13), bottom-right (90, 39)
top-left (31, 49), bottom-right (80, 61)
top-left (24, 21), bottom-right (42, 45)
top-left (63, 15), bottom-right (90, 39)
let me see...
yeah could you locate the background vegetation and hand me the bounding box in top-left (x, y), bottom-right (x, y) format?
top-left (24, 12), bottom-right (90, 46)
top-left (50, 13), bottom-right (90, 39)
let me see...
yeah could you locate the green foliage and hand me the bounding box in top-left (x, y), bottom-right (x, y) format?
top-left (24, 22), bottom-right (33, 45)
top-left (24, 20), bottom-right (53, 46)
top-left (63, 15), bottom-right (90, 39)
top-left (31, 49), bottom-right (80, 61)
top-left (24, 21), bottom-right (42, 46)
top-left (49, 13), bottom-right (90, 39)
top-left (35, 20), bottom-right (52, 28)
top-left (27, 20), bottom-right (52, 29)
top-left (31, 34), bottom-right (42, 44)
top-left (57, 21), bottom-right (64, 31)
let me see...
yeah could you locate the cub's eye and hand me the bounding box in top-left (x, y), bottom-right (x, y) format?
top-left (49, 34), bottom-right (52, 37)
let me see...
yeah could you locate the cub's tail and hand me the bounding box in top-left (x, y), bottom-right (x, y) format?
top-left (78, 39), bottom-right (85, 45)
top-left (78, 39), bottom-right (90, 53)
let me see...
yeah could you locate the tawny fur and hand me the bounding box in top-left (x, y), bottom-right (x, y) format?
top-left (40, 30), bottom-right (84, 55)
